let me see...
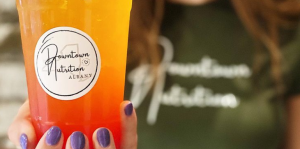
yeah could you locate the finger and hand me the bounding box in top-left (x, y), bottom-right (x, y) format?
top-left (92, 128), bottom-right (116, 149)
top-left (7, 100), bottom-right (37, 149)
top-left (66, 131), bottom-right (89, 149)
top-left (35, 126), bottom-right (63, 149)
top-left (120, 101), bottom-right (138, 149)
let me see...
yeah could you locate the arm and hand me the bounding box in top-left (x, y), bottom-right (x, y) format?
top-left (285, 95), bottom-right (300, 149)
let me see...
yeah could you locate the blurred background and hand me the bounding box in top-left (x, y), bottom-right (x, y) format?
top-left (0, 0), bottom-right (27, 148)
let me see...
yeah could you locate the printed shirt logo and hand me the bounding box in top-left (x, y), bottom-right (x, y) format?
top-left (128, 36), bottom-right (251, 125)
top-left (35, 27), bottom-right (101, 100)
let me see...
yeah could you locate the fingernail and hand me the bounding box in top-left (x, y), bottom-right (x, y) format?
top-left (124, 102), bottom-right (133, 116)
top-left (70, 131), bottom-right (85, 149)
top-left (97, 128), bottom-right (110, 148)
top-left (46, 126), bottom-right (62, 146)
top-left (20, 133), bottom-right (28, 149)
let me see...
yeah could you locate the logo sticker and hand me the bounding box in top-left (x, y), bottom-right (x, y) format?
top-left (35, 27), bottom-right (101, 100)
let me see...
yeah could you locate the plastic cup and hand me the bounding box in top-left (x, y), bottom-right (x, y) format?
top-left (16, 0), bottom-right (132, 148)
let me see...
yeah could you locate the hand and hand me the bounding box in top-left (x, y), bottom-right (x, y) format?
top-left (8, 100), bottom-right (137, 149)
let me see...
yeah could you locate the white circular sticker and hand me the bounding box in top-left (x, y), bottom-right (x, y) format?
top-left (35, 27), bottom-right (101, 100)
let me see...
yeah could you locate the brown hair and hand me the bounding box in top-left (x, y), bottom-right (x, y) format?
top-left (128, 0), bottom-right (300, 98)
top-left (128, 0), bottom-right (165, 69)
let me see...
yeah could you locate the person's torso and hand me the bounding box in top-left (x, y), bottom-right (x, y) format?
top-left (125, 1), bottom-right (288, 148)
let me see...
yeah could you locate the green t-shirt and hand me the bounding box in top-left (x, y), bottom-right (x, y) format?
top-left (125, 1), bottom-right (300, 149)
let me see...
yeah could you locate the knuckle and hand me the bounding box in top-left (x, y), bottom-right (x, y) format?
top-left (7, 123), bottom-right (16, 141)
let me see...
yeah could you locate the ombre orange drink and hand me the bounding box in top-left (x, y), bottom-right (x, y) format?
top-left (16, 0), bottom-right (132, 148)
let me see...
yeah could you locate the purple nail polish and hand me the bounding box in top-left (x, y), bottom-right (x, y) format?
top-left (46, 126), bottom-right (61, 146)
top-left (97, 128), bottom-right (110, 148)
top-left (125, 102), bottom-right (133, 116)
top-left (70, 131), bottom-right (85, 149)
top-left (20, 133), bottom-right (28, 149)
